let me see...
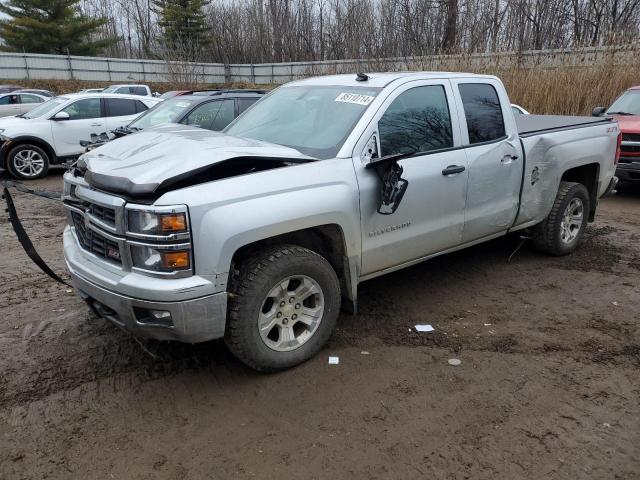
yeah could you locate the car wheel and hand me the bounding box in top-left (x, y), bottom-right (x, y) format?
top-left (531, 181), bottom-right (590, 256)
top-left (225, 244), bottom-right (341, 372)
top-left (7, 144), bottom-right (50, 180)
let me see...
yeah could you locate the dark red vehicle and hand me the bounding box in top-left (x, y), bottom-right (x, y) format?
top-left (594, 86), bottom-right (640, 186)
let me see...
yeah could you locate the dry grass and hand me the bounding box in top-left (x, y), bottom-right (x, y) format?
top-left (5, 49), bottom-right (640, 115)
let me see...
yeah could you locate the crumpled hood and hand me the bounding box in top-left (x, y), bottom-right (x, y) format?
top-left (82, 124), bottom-right (313, 197)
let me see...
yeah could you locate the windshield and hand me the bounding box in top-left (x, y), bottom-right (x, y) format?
top-left (23, 97), bottom-right (67, 118)
top-left (102, 86), bottom-right (119, 93)
top-left (159, 91), bottom-right (179, 99)
top-left (607, 90), bottom-right (640, 115)
top-left (129, 97), bottom-right (202, 130)
top-left (224, 85), bottom-right (381, 159)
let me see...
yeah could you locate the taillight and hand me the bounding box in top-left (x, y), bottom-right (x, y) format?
top-left (615, 131), bottom-right (622, 165)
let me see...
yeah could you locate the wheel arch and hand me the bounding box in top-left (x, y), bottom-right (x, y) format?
top-left (1, 136), bottom-right (57, 169)
top-left (229, 224), bottom-right (359, 313)
top-left (560, 163), bottom-right (599, 221)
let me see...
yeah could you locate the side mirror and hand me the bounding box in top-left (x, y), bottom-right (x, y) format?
top-left (592, 107), bottom-right (607, 117)
top-left (53, 111), bottom-right (70, 121)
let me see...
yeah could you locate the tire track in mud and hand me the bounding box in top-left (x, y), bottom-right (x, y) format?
top-left (0, 311), bottom-right (248, 409)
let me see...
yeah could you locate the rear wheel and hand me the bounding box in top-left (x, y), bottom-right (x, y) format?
top-left (531, 181), bottom-right (590, 256)
top-left (225, 245), bottom-right (341, 372)
top-left (7, 144), bottom-right (50, 180)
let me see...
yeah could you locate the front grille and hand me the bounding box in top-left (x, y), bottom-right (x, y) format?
top-left (620, 144), bottom-right (640, 154)
top-left (89, 203), bottom-right (116, 226)
top-left (622, 133), bottom-right (640, 142)
top-left (71, 211), bottom-right (122, 265)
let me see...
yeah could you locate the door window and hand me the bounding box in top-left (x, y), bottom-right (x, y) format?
top-left (105, 98), bottom-right (138, 117)
top-left (182, 99), bottom-right (236, 130)
top-left (182, 101), bottom-right (222, 129)
top-left (19, 94), bottom-right (44, 104)
top-left (458, 83), bottom-right (506, 144)
top-left (132, 86), bottom-right (147, 96)
top-left (378, 85), bottom-right (453, 156)
top-left (238, 97), bottom-right (259, 114)
top-left (0, 94), bottom-right (19, 105)
top-left (116, 87), bottom-right (130, 94)
top-left (60, 98), bottom-right (102, 120)
top-left (135, 100), bottom-right (149, 113)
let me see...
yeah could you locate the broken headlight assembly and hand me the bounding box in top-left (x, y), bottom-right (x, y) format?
top-left (126, 205), bottom-right (193, 276)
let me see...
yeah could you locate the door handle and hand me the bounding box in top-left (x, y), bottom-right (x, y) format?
top-left (442, 165), bottom-right (466, 176)
top-left (90, 123), bottom-right (102, 127)
top-left (501, 154), bottom-right (519, 163)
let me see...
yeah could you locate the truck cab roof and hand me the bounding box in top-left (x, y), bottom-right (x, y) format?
top-left (289, 72), bottom-right (499, 88)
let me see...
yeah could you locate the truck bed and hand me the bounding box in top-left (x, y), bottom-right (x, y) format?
top-left (516, 115), bottom-right (614, 137)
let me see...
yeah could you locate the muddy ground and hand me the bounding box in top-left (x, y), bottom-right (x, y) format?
top-left (1, 169), bottom-right (639, 480)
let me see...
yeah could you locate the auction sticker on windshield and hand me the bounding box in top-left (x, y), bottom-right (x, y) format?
top-left (335, 92), bottom-right (374, 106)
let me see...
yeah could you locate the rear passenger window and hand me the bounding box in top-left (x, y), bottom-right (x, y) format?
top-left (378, 85), bottom-right (453, 156)
top-left (132, 86), bottom-right (147, 96)
top-left (106, 98), bottom-right (138, 117)
top-left (458, 83), bottom-right (506, 144)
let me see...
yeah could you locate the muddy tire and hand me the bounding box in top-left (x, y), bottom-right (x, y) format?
top-left (531, 181), bottom-right (590, 256)
top-left (225, 244), bottom-right (341, 372)
top-left (7, 144), bottom-right (50, 180)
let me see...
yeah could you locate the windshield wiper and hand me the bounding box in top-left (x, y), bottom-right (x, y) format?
top-left (15, 113), bottom-right (25, 118)
top-left (607, 111), bottom-right (635, 116)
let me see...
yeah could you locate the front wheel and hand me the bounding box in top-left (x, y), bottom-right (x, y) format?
top-left (531, 181), bottom-right (590, 256)
top-left (225, 245), bottom-right (341, 372)
top-left (7, 144), bottom-right (50, 180)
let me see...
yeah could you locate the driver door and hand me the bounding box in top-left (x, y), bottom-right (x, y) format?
top-left (353, 80), bottom-right (469, 276)
top-left (50, 98), bottom-right (106, 157)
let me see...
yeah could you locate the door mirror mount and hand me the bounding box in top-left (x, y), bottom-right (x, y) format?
top-left (52, 111), bottom-right (70, 121)
top-left (592, 106), bottom-right (607, 117)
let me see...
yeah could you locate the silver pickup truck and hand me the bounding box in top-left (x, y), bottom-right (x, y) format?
top-left (62, 72), bottom-right (619, 371)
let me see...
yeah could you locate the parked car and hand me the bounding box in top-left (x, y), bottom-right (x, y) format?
top-left (83, 90), bottom-right (266, 149)
top-left (78, 88), bottom-right (104, 94)
top-left (0, 92), bottom-right (48, 117)
top-left (593, 86), bottom-right (640, 186)
top-left (511, 104), bottom-right (530, 115)
top-left (16, 89), bottom-right (55, 98)
top-left (101, 84), bottom-right (153, 97)
top-left (63, 72), bottom-right (618, 371)
top-left (158, 90), bottom-right (190, 99)
top-left (0, 93), bottom-right (160, 179)
top-left (0, 85), bottom-right (24, 94)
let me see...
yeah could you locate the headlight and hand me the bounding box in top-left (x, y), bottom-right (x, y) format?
top-left (126, 207), bottom-right (188, 237)
top-left (130, 243), bottom-right (191, 273)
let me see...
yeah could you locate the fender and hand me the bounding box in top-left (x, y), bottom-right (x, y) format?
top-left (155, 158), bottom-right (363, 301)
top-left (0, 135), bottom-right (57, 168)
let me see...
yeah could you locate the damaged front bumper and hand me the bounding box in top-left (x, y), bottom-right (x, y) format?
top-left (64, 227), bottom-right (227, 343)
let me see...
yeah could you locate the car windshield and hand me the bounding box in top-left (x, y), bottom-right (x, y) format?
top-left (224, 85), bottom-right (381, 159)
top-left (102, 86), bottom-right (120, 93)
top-left (129, 97), bottom-right (202, 130)
top-left (607, 90), bottom-right (640, 115)
top-left (159, 91), bottom-right (179, 99)
top-left (23, 97), bottom-right (67, 118)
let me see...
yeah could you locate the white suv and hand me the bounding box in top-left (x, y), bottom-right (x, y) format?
top-left (101, 84), bottom-right (153, 97)
top-left (0, 93), bottom-right (160, 179)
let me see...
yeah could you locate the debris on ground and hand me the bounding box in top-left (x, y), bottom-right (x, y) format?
top-left (328, 356), bottom-right (339, 364)
top-left (448, 358), bottom-right (462, 366)
top-left (415, 324), bottom-right (434, 332)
